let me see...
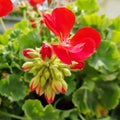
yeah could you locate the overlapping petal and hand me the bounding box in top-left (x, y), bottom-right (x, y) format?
top-left (52, 45), bottom-right (71, 64)
top-left (43, 7), bottom-right (75, 41)
top-left (70, 27), bottom-right (101, 49)
top-left (0, 0), bottom-right (13, 17)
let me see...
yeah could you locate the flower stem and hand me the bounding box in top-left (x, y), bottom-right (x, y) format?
top-left (0, 18), bottom-right (6, 32)
top-left (79, 114), bottom-right (86, 120)
top-left (0, 111), bottom-right (27, 120)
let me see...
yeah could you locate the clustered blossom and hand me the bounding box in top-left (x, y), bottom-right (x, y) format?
top-left (22, 7), bottom-right (101, 103)
top-left (22, 43), bottom-right (71, 103)
top-left (0, 0), bottom-right (13, 17)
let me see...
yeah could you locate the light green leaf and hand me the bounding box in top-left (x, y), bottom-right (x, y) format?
top-left (88, 41), bottom-right (120, 73)
top-left (19, 29), bottom-right (42, 50)
top-left (81, 14), bottom-right (111, 31)
top-left (111, 30), bottom-right (120, 52)
top-left (75, 0), bottom-right (100, 14)
top-left (112, 16), bottom-right (120, 30)
top-left (0, 74), bottom-right (27, 102)
top-left (22, 99), bottom-right (59, 120)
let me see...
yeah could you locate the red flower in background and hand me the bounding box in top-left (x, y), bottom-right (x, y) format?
top-left (28, 0), bottom-right (45, 6)
top-left (0, 0), bottom-right (13, 17)
top-left (43, 7), bottom-right (101, 70)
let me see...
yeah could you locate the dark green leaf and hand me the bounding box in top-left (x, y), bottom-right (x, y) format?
top-left (0, 74), bottom-right (27, 101)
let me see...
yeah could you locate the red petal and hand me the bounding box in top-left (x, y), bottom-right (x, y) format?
top-left (0, 0), bottom-right (13, 17)
top-left (43, 7), bottom-right (75, 41)
top-left (52, 45), bottom-right (72, 64)
top-left (70, 27), bottom-right (101, 49)
top-left (29, 0), bottom-right (45, 6)
top-left (70, 62), bottom-right (85, 70)
top-left (69, 39), bottom-right (95, 62)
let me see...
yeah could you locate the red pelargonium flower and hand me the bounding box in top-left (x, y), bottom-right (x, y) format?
top-left (28, 0), bottom-right (45, 6)
top-left (43, 7), bottom-right (101, 69)
top-left (0, 0), bottom-right (13, 17)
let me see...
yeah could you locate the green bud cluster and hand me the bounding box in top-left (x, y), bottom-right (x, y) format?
top-left (22, 48), bottom-right (71, 103)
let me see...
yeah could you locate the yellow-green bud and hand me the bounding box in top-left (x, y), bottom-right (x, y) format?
top-left (44, 70), bottom-right (50, 80)
top-left (60, 79), bottom-right (68, 94)
top-left (52, 80), bottom-right (62, 92)
top-left (51, 67), bottom-right (63, 79)
top-left (30, 76), bottom-right (39, 91)
top-left (35, 83), bottom-right (44, 96)
top-left (40, 76), bottom-right (46, 87)
top-left (60, 68), bottom-right (71, 76)
top-left (45, 86), bottom-right (55, 103)
top-left (22, 62), bottom-right (33, 71)
top-left (28, 51), bottom-right (39, 58)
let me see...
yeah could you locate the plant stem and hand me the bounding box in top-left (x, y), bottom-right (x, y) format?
top-left (79, 114), bottom-right (86, 120)
top-left (0, 111), bottom-right (27, 120)
top-left (0, 18), bottom-right (6, 31)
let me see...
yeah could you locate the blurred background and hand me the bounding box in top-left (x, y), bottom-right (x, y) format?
top-left (0, 0), bottom-right (120, 33)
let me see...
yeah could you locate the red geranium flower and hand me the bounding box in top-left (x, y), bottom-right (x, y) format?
top-left (43, 7), bottom-right (101, 69)
top-left (28, 0), bottom-right (45, 6)
top-left (0, 0), bottom-right (13, 17)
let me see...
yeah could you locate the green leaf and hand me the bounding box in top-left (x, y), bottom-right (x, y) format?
top-left (0, 74), bottom-right (27, 102)
top-left (112, 16), bottom-right (120, 30)
top-left (111, 30), bottom-right (120, 52)
top-left (75, 0), bottom-right (100, 14)
top-left (0, 29), bottom-right (11, 45)
top-left (88, 41), bottom-right (120, 73)
top-left (81, 14), bottom-right (111, 31)
top-left (22, 99), bottom-right (59, 120)
top-left (19, 29), bottom-right (42, 50)
top-left (72, 81), bottom-right (120, 116)
top-left (59, 109), bottom-right (78, 120)
top-left (65, 74), bottom-right (76, 96)
top-left (14, 20), bottom-right (29, 31)
top-left (96, 82), bottom-right (120, 109)
top-left (72, 81), bottom-right (96, 115)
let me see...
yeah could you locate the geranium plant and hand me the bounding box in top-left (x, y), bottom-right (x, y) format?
top-left (0, 0), bottom-right (120, 120)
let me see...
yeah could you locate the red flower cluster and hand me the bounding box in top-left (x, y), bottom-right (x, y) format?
top-left (28, 0), bottom-right (45, 6)
top-left (0, 0), bottom-right (13, 17)
top-left (43, 7), bottom-right (101, 70)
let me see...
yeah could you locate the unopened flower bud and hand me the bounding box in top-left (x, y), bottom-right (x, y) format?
top-left (23, 49), bottom-right (36, 59)
top-left (40, 76), bottom-right (46, 87)
top-left (51, 67), bottom-right (63, 79)
top-left (52, 80), bottom-right (62, 92)
top-left (45, 86), bottom-right (55, 103)
top-left (40, 43), bottom-right (52, 60)
top-left (44, 70), bottom-right (50, 80)
top-left (22, 62), bottom-right (33, 71)
top-left (60, 79), bottom-right (68, 94)
top-left (61, 68), bottom-right (71, 76)
top-left (47, 0), bottom-right (52, 6)
top-left (30, 76), bottom-right (39, 91)
top-left (36, 83), bottom-right (44, 96)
